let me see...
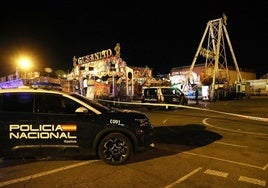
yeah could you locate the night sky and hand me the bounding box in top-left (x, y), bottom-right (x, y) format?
top-left (1, 1), bottom-right (267, 78)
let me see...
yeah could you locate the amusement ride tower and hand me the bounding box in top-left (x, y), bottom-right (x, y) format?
top-left (183, 14), bottom-right (243, 100)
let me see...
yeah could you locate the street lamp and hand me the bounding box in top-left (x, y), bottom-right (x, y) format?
top-left (18, 58), bottom-right (31, 78)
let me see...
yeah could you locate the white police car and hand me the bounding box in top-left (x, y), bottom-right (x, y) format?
top-left (0, 88), bottom-right (155, 165)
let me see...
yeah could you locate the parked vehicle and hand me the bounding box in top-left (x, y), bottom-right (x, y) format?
top-left (141, 86), bottom-right (188, 106)
top-left (32, 81), bottom-right (62, 91)
top-left (0, 88), bottom-right (155, 165)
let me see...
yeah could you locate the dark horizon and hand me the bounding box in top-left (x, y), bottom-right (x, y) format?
top-left (1, 1), bottom-right (267, 78)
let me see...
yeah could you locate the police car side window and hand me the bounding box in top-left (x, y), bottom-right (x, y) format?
top-left (35, 94), bottom-right (64, 113)
top-left (35, 94), bottom-right (81, 114)
top-left (61, 97), bottom-right (81, 114)
top-left (1, 93), bottom-right (34, 112)
top-left (35, 94), bottom-right (47, 113)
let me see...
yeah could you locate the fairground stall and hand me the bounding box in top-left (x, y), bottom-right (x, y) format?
top-left (67, 43), bottom-right (134, 100)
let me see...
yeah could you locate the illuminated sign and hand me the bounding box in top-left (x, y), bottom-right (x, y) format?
top-left (77, 49), bottom-right (113, 64)
top-left (199, 47), bottom-right (215, 59)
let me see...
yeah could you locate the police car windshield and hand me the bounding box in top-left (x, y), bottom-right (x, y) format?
top-left (70, 93), bottom-right (111, 112)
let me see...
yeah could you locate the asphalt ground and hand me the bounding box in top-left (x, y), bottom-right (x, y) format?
top-left (187, 95), bottom-right (268, 120)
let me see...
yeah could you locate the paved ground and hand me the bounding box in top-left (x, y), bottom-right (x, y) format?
top-left (187, 95), bottom-right (268, 118)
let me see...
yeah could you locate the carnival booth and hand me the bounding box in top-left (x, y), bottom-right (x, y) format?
top-left (67, 43), bottom-right (134, 100)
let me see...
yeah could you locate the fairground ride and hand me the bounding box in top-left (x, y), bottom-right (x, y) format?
top-left (183, 14), bottom-right (246, 101)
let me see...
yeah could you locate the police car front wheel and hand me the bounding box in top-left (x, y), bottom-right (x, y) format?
top-left (98, 133), bottom-right (133, 165)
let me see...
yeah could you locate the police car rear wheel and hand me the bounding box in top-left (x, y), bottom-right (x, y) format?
top-left (98, 133), bottom-right (133, 165)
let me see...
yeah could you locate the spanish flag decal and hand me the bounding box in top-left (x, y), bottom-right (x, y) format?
top-left (61, 125), bottom-right (77, 132)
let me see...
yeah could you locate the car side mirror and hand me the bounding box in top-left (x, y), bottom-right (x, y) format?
top-left (75, 107), bottom-right (88, 113)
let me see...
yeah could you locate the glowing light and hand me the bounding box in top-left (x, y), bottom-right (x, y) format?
top-left (18, 57), bottom-right (31, 78)
top-left (19, 58), bottom-right (31, 69)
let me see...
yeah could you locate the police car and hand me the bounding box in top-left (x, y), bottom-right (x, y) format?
top-left (0, 88), bottom-right (155, 165)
